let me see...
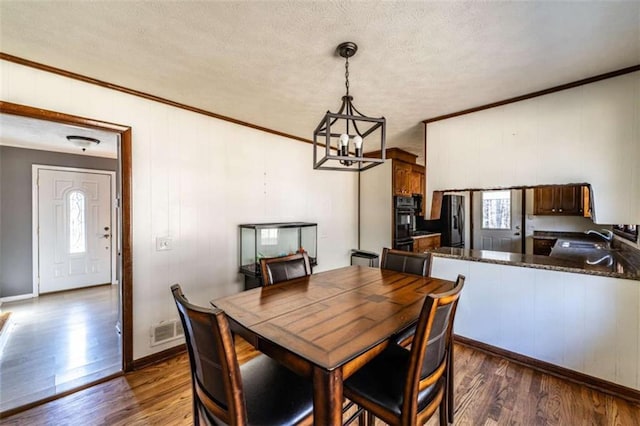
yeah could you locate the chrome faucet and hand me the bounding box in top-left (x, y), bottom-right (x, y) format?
top-left (585, 229), bottom-right (614, 246)
top-left (586, 254), bottom-right (613, 267)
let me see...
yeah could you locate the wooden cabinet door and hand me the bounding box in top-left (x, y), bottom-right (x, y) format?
top-left (425, 235), bottom-right (441, 250)
top-left (533, 238), bottom-right (556, 256)
top-left (393, 162), bottom-right (411, 196)
top-left (414, 235), bottom-right (441, 252)
top-left (408, 171), bottom-right (421, 195)
top-left (534, 187), bottom-right (556, 215)
top-left (419, 172), bottom-right (426, 201)
top-left (534, 185), bottom-right (583, 215)
top-left (558, 185), bottom-right (583, 215)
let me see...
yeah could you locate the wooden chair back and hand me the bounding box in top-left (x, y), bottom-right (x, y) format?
top-left (380, 248), bottom-right (432, 276)
top-left (402, 274), bottom-right (465, 424)
top-left (260, 252), bottom-right (312, 286)
top-left (171, 284), bottom-right (247, 425)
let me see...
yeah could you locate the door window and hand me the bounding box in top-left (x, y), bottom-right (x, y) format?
top-left (69, 190), bottom-right (86, 253)
top-left (482, 190), bottom-right (511, 229)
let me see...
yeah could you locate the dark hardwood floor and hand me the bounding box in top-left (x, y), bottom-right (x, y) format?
top-left (2, 338), bottom-right (639, 425)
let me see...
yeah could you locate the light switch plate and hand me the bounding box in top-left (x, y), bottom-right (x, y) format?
top-left (156, 237), bottom-right (172, 251)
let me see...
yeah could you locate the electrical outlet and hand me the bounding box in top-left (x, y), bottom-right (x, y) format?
top-left (156, 237), bottom-right (172, 251)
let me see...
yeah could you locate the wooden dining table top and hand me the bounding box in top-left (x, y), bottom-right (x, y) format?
top-left (211, 265), bottom-right (454, 371)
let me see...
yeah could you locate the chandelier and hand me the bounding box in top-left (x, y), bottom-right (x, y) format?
top-left (313, 42), bottom-right (386, 171)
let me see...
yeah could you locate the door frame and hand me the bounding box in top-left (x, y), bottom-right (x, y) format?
top-left (32, 165), bottom-right (117, 295)
top-left (1, 100), bottom-right (134, 372)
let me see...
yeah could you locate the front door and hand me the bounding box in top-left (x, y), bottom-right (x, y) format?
top-left (473, 189), bottom-right (523, 253)
top-left (38, 168), bottom-right (113, 293)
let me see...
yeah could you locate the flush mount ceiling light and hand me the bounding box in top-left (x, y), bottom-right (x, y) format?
top-left (66, 135), bottom-right (100, 152)
top-left (313, 42), bottom-right (386, 171)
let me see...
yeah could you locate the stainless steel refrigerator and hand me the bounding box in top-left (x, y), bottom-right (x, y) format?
top-left (418, 195), bottom-right (465, 248)
top-left (441, 195), bottom-right (464, 248)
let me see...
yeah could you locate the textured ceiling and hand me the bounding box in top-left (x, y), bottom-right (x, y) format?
top-left (0, 114), bottom-right (118, 159)
top-left (1, 1), bottom-right (639, 164)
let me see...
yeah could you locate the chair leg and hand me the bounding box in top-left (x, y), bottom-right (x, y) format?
top-left (447, 348), bottom-right (455, 424)
top-left (358, 408), bottom-right (367, 425)
top-left (366, 410), bottom-right (375, 426)
top-left (439, 396), bottom-right (447, 426)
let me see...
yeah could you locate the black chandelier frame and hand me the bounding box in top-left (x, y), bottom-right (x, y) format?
top-left (313, 42), bottom-right (386, 172)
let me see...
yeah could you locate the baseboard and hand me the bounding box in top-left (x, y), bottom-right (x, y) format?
top-left (0, 293), bottom-right (36, 303)
top-left (454, 335), bottom-right (640, 404)
top-left (131, 344), bottom-right (186, 371)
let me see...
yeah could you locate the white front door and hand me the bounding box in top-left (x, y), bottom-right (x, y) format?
top-left (473, 189), bottom-right (523, 253)
top-left (38, 168), bottom-right (113, 293)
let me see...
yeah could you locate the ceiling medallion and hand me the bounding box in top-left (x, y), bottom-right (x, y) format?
top-left (313, 42), bottom-right (386, 171)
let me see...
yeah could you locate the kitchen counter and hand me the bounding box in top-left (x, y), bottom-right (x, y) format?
top-left (412, 231), bottom-right (441, 238)
top-left (430, 240), bottom-right (640, 281)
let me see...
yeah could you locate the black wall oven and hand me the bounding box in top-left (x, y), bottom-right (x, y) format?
top-left (394, 196), bottom-right (415, 251)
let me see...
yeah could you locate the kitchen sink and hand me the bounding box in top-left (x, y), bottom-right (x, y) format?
top-left (560, 241), bottom-right (608, 250)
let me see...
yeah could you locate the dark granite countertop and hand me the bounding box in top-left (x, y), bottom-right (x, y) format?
top-left (430, 241), bottom-right (640, 281)
top-left (412, 232), bottom-right (441, 239)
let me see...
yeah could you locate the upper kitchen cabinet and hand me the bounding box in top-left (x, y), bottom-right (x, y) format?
top-left (410, 164), bottom-right (425, 196)
top-left (366, 148), bottom-right (426, 199)
top-left (393, 162), bottom-right (412, 196)
top-left (534, 185), bottom-right (589, 216)
top-left (394, 162), bottom-right (424, 196)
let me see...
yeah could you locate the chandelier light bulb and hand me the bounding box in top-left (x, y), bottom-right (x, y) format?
top-left (353, 135), bottom-right (363, 157)
top-left (339, 133), bottom-right (349, 147)
top-left (353, 136), bottom-right (363, 149)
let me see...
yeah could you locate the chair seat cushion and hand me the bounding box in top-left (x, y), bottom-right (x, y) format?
top-left (344, 344), bottom-right (441, 418)
top-left (241, 354), bottom-right (314, 426)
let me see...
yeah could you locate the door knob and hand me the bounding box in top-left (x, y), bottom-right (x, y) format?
top-left (514, 232), bottom-right (521, 236)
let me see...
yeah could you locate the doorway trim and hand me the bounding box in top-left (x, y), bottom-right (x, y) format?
top-left (0, 100), bottom-right (134, 372)
top-left (32, 165), bottom-right (117, 295)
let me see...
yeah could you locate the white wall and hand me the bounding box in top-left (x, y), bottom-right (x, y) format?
top-left (0, 60), bottom-right (359, 359)
top-left (426, 72), bottom-right (640, 225)
top-left (432, 256), bottom-right (640, 391)
top-left (359, 161), bottom-right (392, 254)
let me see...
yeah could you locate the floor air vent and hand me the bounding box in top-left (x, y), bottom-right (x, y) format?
top-left (150, 319), bottom-right (184, 346)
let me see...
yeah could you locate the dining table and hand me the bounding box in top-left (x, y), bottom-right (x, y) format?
top-left (211, 265), bottom-right (455, 425)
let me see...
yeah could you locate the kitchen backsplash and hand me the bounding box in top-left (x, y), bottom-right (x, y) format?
top-left (526, 215), bottom-right (597, 235)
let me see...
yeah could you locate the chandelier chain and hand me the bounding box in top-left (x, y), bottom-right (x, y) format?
top-left (345, 56), bottom-right (350, 97)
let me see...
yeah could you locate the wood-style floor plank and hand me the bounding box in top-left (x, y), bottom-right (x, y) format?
top-left (2, 338), bottom-right (639, 425)
top-left (0, 285), bottom-right (121, 412)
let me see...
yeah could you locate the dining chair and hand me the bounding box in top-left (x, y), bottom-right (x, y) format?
top-left (380, 247), bottom-right (432, 277)
top-left (382, 247), bottom-right (433, 347)
top-left (343, 275), bottom-right (465, 426)
top-left (171, 284), bottom-right (314, 425)
top-left (260, 252), bottom-right (312, 286)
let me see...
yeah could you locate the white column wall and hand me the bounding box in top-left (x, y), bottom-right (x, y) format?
top-left (0, 60), bottom-right (359, 359)
top-left (426, 71), bottom-right (640, 225)
top-left (432, 256), bottom-right (640, 390)
top-left (359, 161), bottom-right (392, 254)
